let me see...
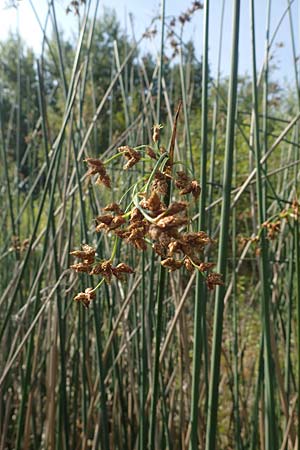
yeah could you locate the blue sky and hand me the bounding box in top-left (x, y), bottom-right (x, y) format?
top-left (0, 0), bottom-right (298, 84)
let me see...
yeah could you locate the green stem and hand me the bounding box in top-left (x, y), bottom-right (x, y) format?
top-left (205, 2), bottom-right (240, 449)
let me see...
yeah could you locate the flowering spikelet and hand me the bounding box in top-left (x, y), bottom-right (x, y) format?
top-left (175, 171), bottom-right (201, 198)
top-left (206, 272), bottom-right (224, 290)
top-left (85, 157), bottom-right (111, 188)
top-left (155, 201), bottom-right (187, 220)
top-left (152, 171), bottom-right (168, 196)
top-left (146, 146), bottom-right (157, 160)
top-left (262, 220), bottom-right (281, 240)
top-left (95, 214), bottom-right (125, 232)
top-left (198, 262), bottom-right (215, 272)
top-left (118, 146), bottom-right (141, 169)
top-left (184, 257), bottom-right (195, 272)
top-left (70, 245), bottom-right (96, 273)
top-left (125, 208), bottom-right (148, 251)
top-left (70, 244), bottom-right (95, 264)
top-left (74, 288), bottom-right (96, 308)
top-left (112, 263), bottom-right (135, 280)
top-left (161, 257), bottom-right (183, 271)
top-left (152, 124), bottom-right (163, 143)
top-left (103, 203), bottom-right (124, 215)
top-left (139, 191), bottom-right (162, 213)
top-left (90, 260), bottom-right (113, 282)
top-left (70, 262), bottom-right (92, 273)
top-left (155, 215), bottom-right (189, 230)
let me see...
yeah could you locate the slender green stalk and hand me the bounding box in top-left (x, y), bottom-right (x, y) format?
top-left (189, 2), bottom-right (209, 448)
top-left (295, 225), bottom-right (300, 450)
top-left (262, 0), bottom-right (271, 213)
top-left (232, 146), bottom-right (241, 450)
top-left (249, 1), bottom-right (277, 448)
top-left (179, 46), bottom-right (194, 173)
top-left (205, 2), bottom-right (240, 449)
top-left (208, 0), bottom-right (225, 235)
top-left (148, 2), bottom-right (166, 448)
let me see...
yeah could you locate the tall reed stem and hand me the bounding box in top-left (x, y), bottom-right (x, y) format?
top-left (189, 1), bottom-right (209, 448)
top-left (205, 2), bottom-right (240, 449)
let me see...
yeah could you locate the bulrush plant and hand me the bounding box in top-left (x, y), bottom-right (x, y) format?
top-left (70, 107), bottom-right (223, 308)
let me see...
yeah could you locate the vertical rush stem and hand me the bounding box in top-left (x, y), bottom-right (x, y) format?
top-left (232, 149), bottom-right (241, 450)
top-left (189, 1), bottom-right (209, 448)
top-left (296, 209), bottom-right (300, 450)
top-left (148, 2), bottom-right (166, 449)
top-left (249, 1), bottom-right (277, 448)
top-left (205, 2), bottom-right (240, 450)
top-left (156, 0), bottom-right (165, 125)
top-left (208, 0), bottom-right (225, 235)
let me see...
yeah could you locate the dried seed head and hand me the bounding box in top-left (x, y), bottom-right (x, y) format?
top-left (103, 203), bottom-right (124, 215)
top-left (90, 260), bottom-right (113, 282)
top-left (184, 257), bottom-right (195, 272)
top-left (110, 215), bottom-right (126, 229)
top-left (114, 263), bottom-right (134, 273)
top-left (168, 240), bottom-right (182, 255)
top-left (85, 157), bottom-right (105, 172)
top-left (152, 171), bottom-right (168, 196)
top-left (140, 191), bottom-right (162, 212)
top-left (162, 201), bottom-right (187, 217)
top-left (191, 180), bottom-right (201, 198)
top-left (95, 214), bottom-right (114, 225)
top-left (146, 147), bottom-right (157, 160)
top-left (175, 171), bottom-right (190, 189)
top-left (127, 237), bottom-right (147, 251)
top-left (130, 208), bottom-right (144, 223)
top-left (181, 231), bottom-right (212, 250)
top-left (152, 124), bottom-right (163, 143)
top-left (85, 157), bottom-right (111, 188)
top-left (198, 262), bottom-right (215, 272)
top-left (155, 216), bottom-right (189, 230)
top-left (152, 243), bottom-right (166, 256)
top-left (95, 173), bottom-right (111, 189)
top-left (148, 225), bottom-right (162, 241)
top-left (206, 272), bottom-right (224, 290)
top-left (161, 257), bottom-right (183, 271)
top-left (111, 263), bottom-right (134, 280)
top-left (74, 288), bottom-right (96, 308)
top-left (118, 146), bottom-right (141, 169)
top-left (70, 262), bottom-right (92, 273)
top-left (192, 1), bottom-right (203, 11)
top-left (175, 171), bottom-right (200, 197)
top-left (70, 244), bottom-right (96, 265)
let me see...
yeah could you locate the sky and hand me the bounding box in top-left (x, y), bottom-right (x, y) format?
top-left (0, 0), bottom-right (299, 84)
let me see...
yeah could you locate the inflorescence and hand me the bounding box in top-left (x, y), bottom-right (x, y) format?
top-left (70, 121), bottom-right (223, 307)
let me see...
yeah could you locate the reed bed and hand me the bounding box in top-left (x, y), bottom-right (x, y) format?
top-left (1, 1), bottom-right (300, 449)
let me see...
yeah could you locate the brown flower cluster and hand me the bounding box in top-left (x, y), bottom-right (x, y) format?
top-left (11, 236), bottom-right (30, 253)
top-left (89, 261), bottom-right (134, 283)
top-left (262, 220), bottom-right (281, 240)
top-left (142, 28), bottom-right (157, 39)
top-left (66, 0), bottom-right (86, 15)
top-left (74, 288), bottom-right (95, 308)
top-left (70, 244), bottom-right (133, 280)
top-left (167, 2), bottom-right (203, 57)
top-left (71, 118), bottom-right (223, 306)
top-left (292, 199), bottom-right (300, 217)
top-left (118, 146), bottom-right (141, 169)
top-left (152, 124), bottom-right (163, 143)
top-left (175, 171), bottom-right (201, 198)
top-left (85, 157), bottom-right (111, 188)
top-left (70, 243), bottom-right (134, 306)
top-left (89, 171), bottom-right (221, 289)
top-left (70, 244), bottom-right (96, 273)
